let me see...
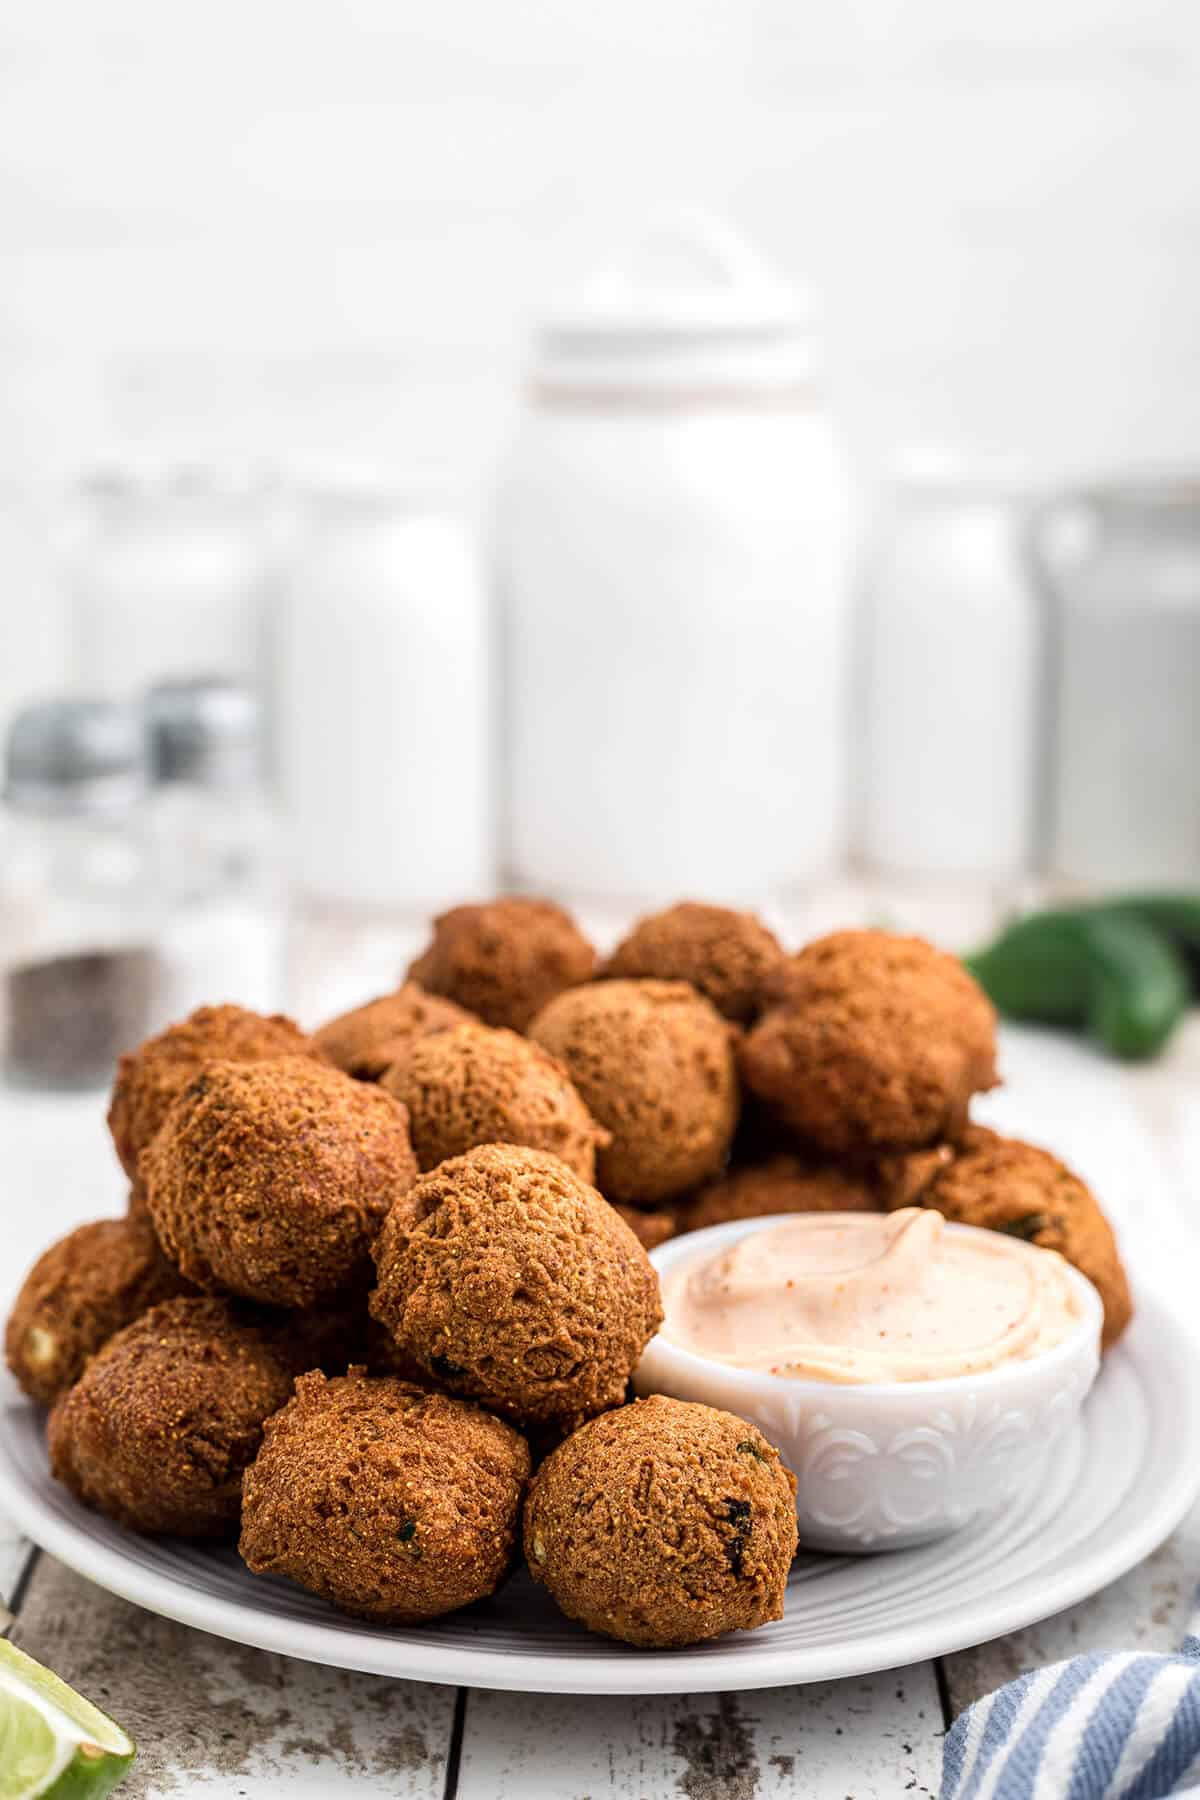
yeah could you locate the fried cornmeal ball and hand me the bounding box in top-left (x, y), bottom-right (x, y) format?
top-left (314, 983), bottom-right (473, 1081)
top-left (603, 902), bottom-right (785, 1024)
top-left (380, 1022), bottom-right (608, 1180)
top-left (108, 1004), bottom-right (324, 1181)
top-left (528, 980), bottom-right (739, 1204)
top-left (142, 1056), bottom-right (417, 1308)
top-left (887, 1125), bottom-right (1133, 1349)
top-left (369, 1144), bottom-right (662, 1430)
top-left (613, 1203), bottom-right (677, 1251)
top-left (406, 897), bottom-right (595, 1032)
top-left (524, 1397), bottom-right (798, 1648)
top-left (739, 930), bottom-right (998, 1154)
top-left (262, 1292), bottom-right (374, 1379)
top-left (48, 1296), bottom-right (299, 1538)
top-left (676, 1153), bottom-right (880, 1236)
top-left (239, 1368), bottom-right (530, 1623)
top-left (5, 1216), bottom-right (192, 1407)
top-left (871, 1143), bottom-right (956, 1210)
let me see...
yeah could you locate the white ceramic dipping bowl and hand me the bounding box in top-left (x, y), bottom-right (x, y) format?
top-left (635, 1214), bottom-right (1104, 1554)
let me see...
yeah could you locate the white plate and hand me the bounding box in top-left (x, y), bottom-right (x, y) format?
top-left (1, 1295), bottom-right (1196, 1696)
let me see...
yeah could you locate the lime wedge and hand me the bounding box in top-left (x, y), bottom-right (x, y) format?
top-left (0, 1638), bottom-right (134, 1800)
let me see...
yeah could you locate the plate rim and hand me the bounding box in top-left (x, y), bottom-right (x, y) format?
top-left (1, 1293), bottom-right (1197, 1696)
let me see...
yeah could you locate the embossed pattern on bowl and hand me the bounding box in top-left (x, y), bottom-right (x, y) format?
top-left (635, 1215), bottom-right (1104, 1553)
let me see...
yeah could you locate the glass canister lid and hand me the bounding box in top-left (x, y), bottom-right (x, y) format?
top-left (5, 699), bottom-right (150, 815)
top-left (144, 676), bottom-right (263, 787)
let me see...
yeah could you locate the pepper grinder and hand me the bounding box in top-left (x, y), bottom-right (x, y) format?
top-left (0, 700), bottom-right (164, 1087)
top-left (144, 676), bottom-right (285, 1017)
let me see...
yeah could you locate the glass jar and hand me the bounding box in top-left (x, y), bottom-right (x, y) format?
top-left (68, 465), bottom-right (265, 698)
top-left (497, 218), bottom-right (853, 905)
top-left (145, 677), bottom-right (285, 1017)
top-left (0, 479), bottom-right (69, 751)
top-left (1033, 476), bottom-right (1200, 887)
top-left (273, 472), bottom-right (493, 913)
top-left (855, 455), bottom-right (1043, 883)
top-left (0, 700), bottom-right (164, 1087)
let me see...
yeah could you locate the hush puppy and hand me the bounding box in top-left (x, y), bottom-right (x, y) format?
top-left (677, 1154), bottom-right (880, 1236)
top-left (529, 980), bottom-right (738, 1204)
top-left (603, 901), bottom-right (784, 1024)
top-left (240, 1368), bottom-right (530, 1623)
top-left (369, 1144), bottom-right (662, 1430)
top-left (740, 930), bottom-right (997, 1153)
top-left (48, 1296), bottom-right (298, 1537)
top-left (381, 1022), bottom-right (607, 1180)
top-left (142, 1056), bottom-right (417, 1307)
top-left (314, 983), bottom-right (472, 1081)
top-left (109, 1004), bottom-right (324, 1182)
top-left (262, 1294), bottom-right (375, 1379)
top-left (888, 1125), bottom-right (1132, 1348)
top-left (5, 1215), bottom-right (191, 1407)
top-left (407, 897), bottom-right (595, 1032)
top-left (871, 1144), bottom-right (956, 1210)
top-left (524, 1397), bottom-right (797, 1648)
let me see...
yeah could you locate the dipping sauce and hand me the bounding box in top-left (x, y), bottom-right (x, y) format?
top-left (660, 1209), bottom-right (1083, 1383)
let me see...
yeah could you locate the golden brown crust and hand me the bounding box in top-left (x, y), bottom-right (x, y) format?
top-left (602, 902), bottom-right (784, 1024)
top-left (407, 898), bottom-right (595, 1032)
top-left (369, 1144), bottom-right (663, 1430)
top-left (125, 1180), bottom-right (152, 1223)
top-left (524, 1396), bottom-right (798, 1647)
top-left (5, 1216), bottom-right (192, 1406)
top-left (612, 1203), bottom-right (677, 1251)
top-left (890, 1125), bottom-right (1133, 1349)
top-left (142, 1056), bottom-right (418, 1308)
top-left (314, 984), bottom-right (473, 1080)
top-left (528, 980), bottom-right (739, 1204)
top-left (380, 1023), bottom-right (608, 1180)
top-left (47, 1296), bottom-right (299, 1537)
top-left (108, 1005), bottom-right (324, 1179)
top-left (870, 1143), bottom-right (957, 1210)
top-left (239, 1368), bottom-right (530, 1622)
top-left (740, 930), bottom-right (998, 1154)
top-left (677, 1154), bottom-right (881, 1235)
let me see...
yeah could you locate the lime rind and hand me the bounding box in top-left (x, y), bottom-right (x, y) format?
top-left (0, 1640), bottom-right (134, 1800)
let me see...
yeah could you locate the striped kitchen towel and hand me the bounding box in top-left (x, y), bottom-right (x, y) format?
top-left (942, 1604), bottom-right (1200, 1798)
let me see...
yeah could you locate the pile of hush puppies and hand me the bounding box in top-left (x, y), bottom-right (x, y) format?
top-left (5, 898), bottom-right (1132, 1652)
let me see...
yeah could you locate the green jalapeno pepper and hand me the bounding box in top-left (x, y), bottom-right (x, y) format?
top-left (965, 905), bottom-right (1190, 1061)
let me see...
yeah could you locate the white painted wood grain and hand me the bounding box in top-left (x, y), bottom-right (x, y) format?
top-left (456, 1668), bottom-right (943, 1800)
top-left (0, 1514), bottom-right (32, 1612)
top-left (10, 1555), bottom-right (457, 1798)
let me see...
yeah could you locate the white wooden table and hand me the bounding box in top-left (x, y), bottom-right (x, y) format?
top-left (3, 992), bottom-right (1199, 1797)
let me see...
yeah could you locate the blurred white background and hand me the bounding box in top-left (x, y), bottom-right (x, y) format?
top-left (2, 0), bottom-right (1198, 492)
top-left (2, 0), bottom-right (1200, 1049)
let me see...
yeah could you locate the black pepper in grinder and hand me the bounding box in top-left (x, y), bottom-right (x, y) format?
top-left (0, 699), bottom-right (165, 1088)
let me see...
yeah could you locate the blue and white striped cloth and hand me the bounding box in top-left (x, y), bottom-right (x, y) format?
top-left (942, 1605), bottom-right (1200, 1799)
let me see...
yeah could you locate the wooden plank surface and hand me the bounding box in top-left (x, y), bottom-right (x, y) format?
top-left (0, 1518), bottom-right (32, 1615)
top-left (2, 1542), bottom-right (950, 1800)
top-left (7, 1554), bottom-right (459, 1798)
top-left (456, 1670), bottom-right (944, 1799)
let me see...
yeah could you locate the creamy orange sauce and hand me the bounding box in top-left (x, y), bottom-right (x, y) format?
top-left (661, 1209), bottom-right (1082, 1383)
